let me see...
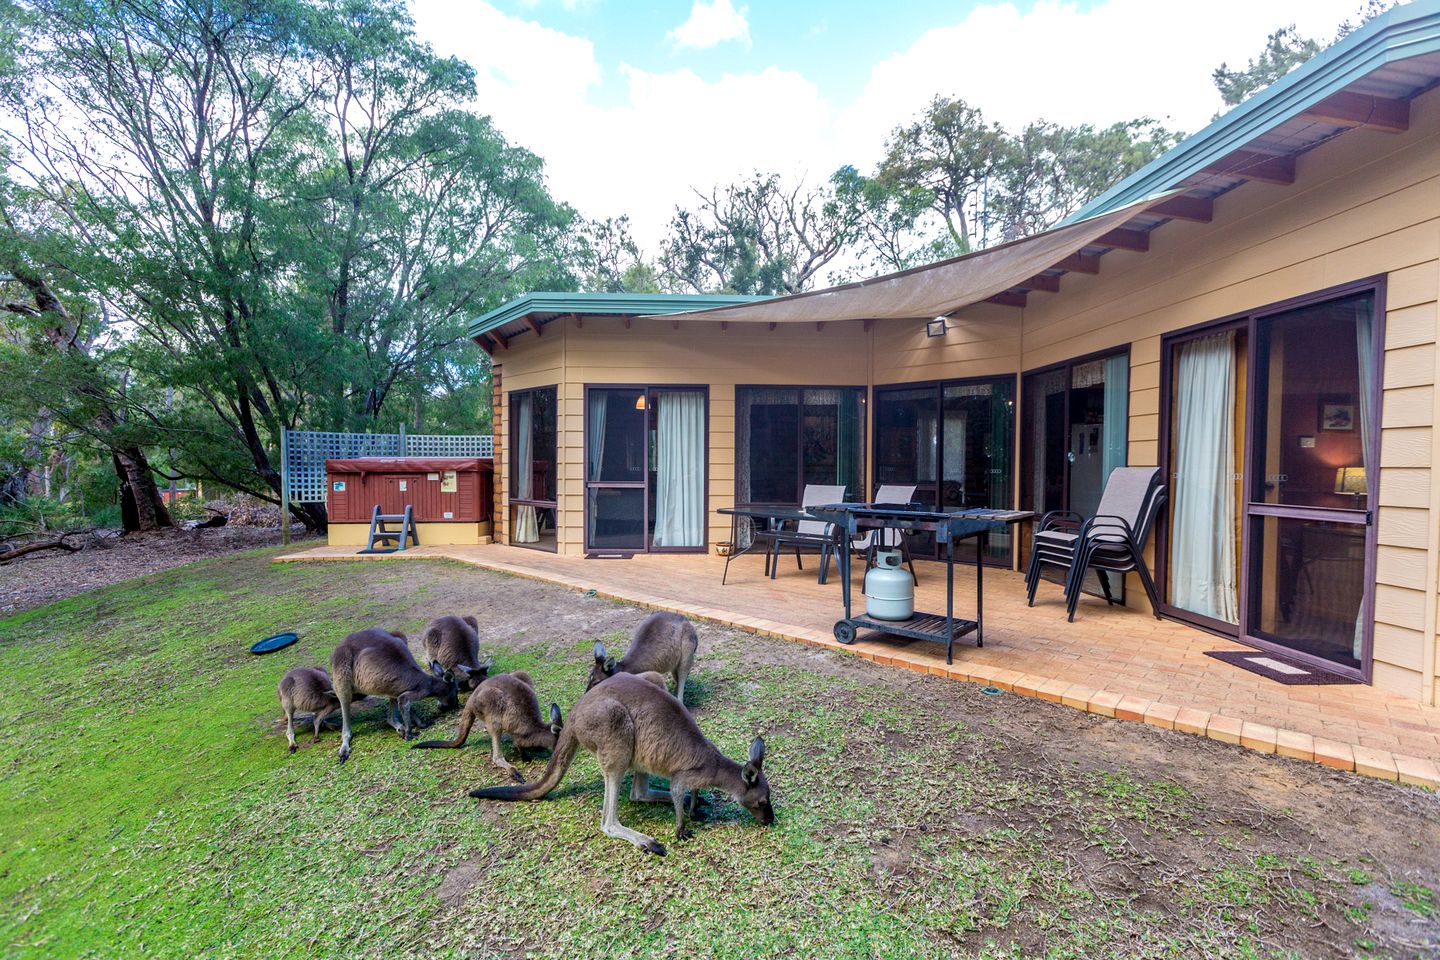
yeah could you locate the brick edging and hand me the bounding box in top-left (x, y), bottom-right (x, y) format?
top-left (272, 548), bottom-right (1440, 790)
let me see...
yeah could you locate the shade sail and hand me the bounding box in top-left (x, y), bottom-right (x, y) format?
top-left (649, 192), bottom-right (1178, 325)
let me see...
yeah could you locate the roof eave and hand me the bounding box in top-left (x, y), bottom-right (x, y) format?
top-left (469, 292), bottom-right (770, 340)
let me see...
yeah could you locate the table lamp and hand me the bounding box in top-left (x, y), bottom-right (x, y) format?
top-left (1334, 465), bottom-right (1367, 502)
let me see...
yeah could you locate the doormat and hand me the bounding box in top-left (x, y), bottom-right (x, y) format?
top-left (1203, 650), bottom-right (1360, 685)
top-left (585, 551), bottom-right (634, 560)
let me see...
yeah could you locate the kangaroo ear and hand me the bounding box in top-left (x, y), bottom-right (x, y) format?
top-left (549, 702), bottom-right (563, 734)
top-left (478, 655), bottom-right (494, 676)
top-left (463, 615), bottom-right (479, 630)
top-left (603, 657), bottom-right (617, 675)
top-left (592, 641), bottom-right (607, 665)
top-left (429, 659), bottom-right (447, 679)
top-left (391, 630), bottom-right (408, 642)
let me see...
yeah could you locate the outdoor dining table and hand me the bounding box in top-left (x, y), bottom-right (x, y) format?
top-left (715, 505), bottom-right (846, 586)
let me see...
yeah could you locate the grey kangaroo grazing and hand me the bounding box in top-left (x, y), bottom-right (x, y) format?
top-left (412, 671), bottom-right (563, 782)
top-left (471, 672), bottom-right (773, 856)
top-left (420, 615), bottom-right (491, 691)
top-left (588, 611), bottom-right (699, 704)
top-left (330, 628), bottom-right (461, 763)
top-left (277, 667), bottom-right (360, 752)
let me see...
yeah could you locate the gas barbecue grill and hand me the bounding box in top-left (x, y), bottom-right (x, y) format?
top-left (808, 503), bottom-right (1033, 664)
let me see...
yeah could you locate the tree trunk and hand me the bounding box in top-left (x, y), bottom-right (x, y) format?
top-left (6, 267), bottom-right (174, 533)
top-left (111, 447), bottom-right (172, 533)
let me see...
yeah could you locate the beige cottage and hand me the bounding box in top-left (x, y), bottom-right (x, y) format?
top-left (471, 3), bottom-right (1440, 708)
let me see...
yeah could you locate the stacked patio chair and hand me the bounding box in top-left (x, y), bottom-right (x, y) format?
top-left (768, 484), bottom-right (847, 585)
top-left (1025, 466), bottom-right (1166, 622)
top-left (848, 484), bottom-right (919, 584)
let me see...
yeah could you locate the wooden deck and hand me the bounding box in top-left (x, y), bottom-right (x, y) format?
top-left (276, 542), bottom-right (1440, 787)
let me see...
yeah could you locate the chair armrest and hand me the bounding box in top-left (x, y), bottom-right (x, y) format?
top-left (1079, 514), bottom-right (1137, 545)
top-left (1038, 510), bottom-right (1083, 532)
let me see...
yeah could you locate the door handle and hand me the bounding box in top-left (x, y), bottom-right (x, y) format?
top-left (1066, 451), bottom-right (1076, 463)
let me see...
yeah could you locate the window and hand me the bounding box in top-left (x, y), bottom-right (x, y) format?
top-left (508, 386), bottom-right (557, 551)
top-left (736, 387), bottom-right (866, 505)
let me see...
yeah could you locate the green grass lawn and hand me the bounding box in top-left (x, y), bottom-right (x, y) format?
top-left (2, 550), bottom-right (1438, 959)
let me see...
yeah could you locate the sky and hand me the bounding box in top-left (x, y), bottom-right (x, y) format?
top-left (408, 0), bottom-right (1377, 250)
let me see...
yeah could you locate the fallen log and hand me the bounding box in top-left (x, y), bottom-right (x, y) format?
top-left (0, 536), bottom-right (83, 564)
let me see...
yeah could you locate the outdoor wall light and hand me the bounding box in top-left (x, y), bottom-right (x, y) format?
top-left (926, 316), bottom-right (949, 338)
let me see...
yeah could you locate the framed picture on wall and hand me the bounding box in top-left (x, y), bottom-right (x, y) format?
top-left (1319, 397), bottom-right (1355, 432)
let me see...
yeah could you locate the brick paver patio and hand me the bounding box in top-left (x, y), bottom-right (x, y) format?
top-left (276, 542), bottom-right (1440, 788)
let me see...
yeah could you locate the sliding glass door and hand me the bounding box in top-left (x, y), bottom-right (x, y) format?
top-left (1021, 351), bottom-right (1129, 590)
top-left (1021, 351), bottom-right (1129, 524)
top-left (585, 386), bottom-right (707, 553)
top-left (1161, 285), bottom-right (1379, 677)
top-left (509, 386), bottom-right (557, 551)
top-left (873, 376), bottom-right (1015, 564)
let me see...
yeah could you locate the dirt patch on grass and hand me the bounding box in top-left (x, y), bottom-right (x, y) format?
top-left (0, 525), bottom-right (316, 614)
top-left (435, 858), bottom-right (489, 908)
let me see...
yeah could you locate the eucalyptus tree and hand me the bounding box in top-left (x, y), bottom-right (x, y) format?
top-left (2, 0), bottom-right (573, 529)
top-left (660, 172), bottom-right (861, 295)
top-left (876, 97), bottom-right (1009, 252)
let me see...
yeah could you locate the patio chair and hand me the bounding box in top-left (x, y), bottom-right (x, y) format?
top-left (849, 484), bottom-right (918, 584)
top-left (767, 484), bottom-right (848, 585)
top-left (1025, 466), bottom-right (1165, 622)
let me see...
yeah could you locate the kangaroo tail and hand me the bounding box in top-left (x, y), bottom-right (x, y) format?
top-left (469, 725), bottom-right (579, 801)
top-left (412, 708), bottom-right (476, 749)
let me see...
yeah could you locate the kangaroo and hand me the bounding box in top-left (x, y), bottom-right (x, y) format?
top-left (420, 615), bottom-right (491, 692)
top-left (588, 612), bottom-right (699, 704)
top-left (330, 628), bottom-right (460, 763)
top-left (277, 666), bottom-right (361, 753)
top-left (471, 672), bottom-right (773, 856)
top-left (412, 671), bottom-right (563, 782)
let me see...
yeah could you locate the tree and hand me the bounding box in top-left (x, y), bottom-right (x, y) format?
top-left (660, 172), bottom-right (860, 295)
top-left (1212, 4), bottom-right (1397, 109)
top-left (829, 165), bottom-right (957, 277)
top-left (876, 97), bottom-right (1009, 251)
top-left (2, 0), bottom-right (573, 529)
top-left (865, 98), bottom-right (1181, 257)
top-left (991, 119), bottom-right (1181, 241)
top-left (0, 251), bottom-right (173, 531)
top-left (576, 217), bottom-right (660, 293)
top-left (1212, 26), bottom-right (1321, 109)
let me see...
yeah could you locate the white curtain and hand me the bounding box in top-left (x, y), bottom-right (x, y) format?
top-left (917, 408), bottom-right (937, 485)
top-left (652, 391), bottom-right (705, 547)
top-left (1171, 331), bottom-right (1238, 623)
top-left (588, 391), bottom-right (607, 482)
top-left (1102, 352), bottom-right (1130, 484)
top-left (513, 393), bottom-right (539, 543)
top-left (1352, 298), bottom-right (1375, 658)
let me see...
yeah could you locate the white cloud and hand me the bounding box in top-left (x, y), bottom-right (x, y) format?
top-left (409, 0), bottom-right (1380, 250)
top-left (410, 1), bottom-right (822, 248)
top-left (667, 0), bottom-right (751, 50)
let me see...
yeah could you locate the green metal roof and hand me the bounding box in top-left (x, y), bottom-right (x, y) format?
top-left (1065, 0), bottom-right (1440, 224)
top-left (469, 292), bottom-right (767, 340)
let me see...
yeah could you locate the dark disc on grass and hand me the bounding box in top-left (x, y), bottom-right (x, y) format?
top-left (250, 632), bottom-right (299, 655)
